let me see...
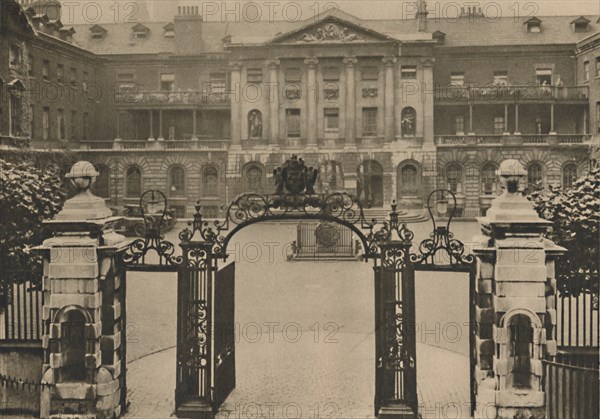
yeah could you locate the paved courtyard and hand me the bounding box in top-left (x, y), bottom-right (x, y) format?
top-left (123, 221), bottom-right (480, 418)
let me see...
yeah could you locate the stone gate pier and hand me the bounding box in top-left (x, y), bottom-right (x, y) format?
top-left (472, 160), bottom-right (565, 419)
top-left (34, 162), bottom-right (128, 419)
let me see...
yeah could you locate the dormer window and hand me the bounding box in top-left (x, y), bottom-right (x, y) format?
top-left (572, 17), bottom-right (591, 33)
top-left (525, 17), bottom-right (542, 33)
top-left (132, 23), bottom-right (150, 39)
top-left (163, 23), bottom-right (174, 38)
top-left (89, 24), bottom-right (106, 39)
top-left (432, 30), bottom-right (446, 44)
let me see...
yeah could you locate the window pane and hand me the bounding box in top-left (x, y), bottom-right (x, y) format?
top-left (446, 164), bottom-right (462, 193)
top-left (362, 108), bottom-right (377, 136)
top-left (562, 164), bottom-right (577, 188)
top-left (245, 165), bottom-right (262, 192)
top-left (455, 115), bottom-right (465, 134)
top-left (401, 66), bottom-right (417, 79)
top-left (286, 109), bottom-right (301, 137)
top-left (527, 163), bottom-right (543, 191)
top-left (169, 166), bottom-right (185, 197)
top-left (494, 116), bottom-right (504, 135)
top-left (203, 166), bottom-right (218, 196)
top-left (126, 167), bottom-right (142, 198)
top-left (247, 68), bottom-right (263, 83)
top-left (450, 72), bottom-right (465, 86)
top-left (401, 165), bottom-right (418, 193)
top-left (324, 108), bottom-right (339, 131)
top-left (481, 164), bottom-right (497, 195)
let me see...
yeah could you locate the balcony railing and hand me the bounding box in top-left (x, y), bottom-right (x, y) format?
top-left (435, 134), bottom-right (591, 146)
top-left (0, 135), bottom-right (30, 148)
top-left (435, 85), bottom-right (589, 103)
top-left (114, 91), bottom-right (231, 106)
top-left (79, 139), bottom-right (231, 151)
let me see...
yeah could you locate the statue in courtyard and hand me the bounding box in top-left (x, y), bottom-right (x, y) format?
top-left (401, 107), bottom-right (416, 137)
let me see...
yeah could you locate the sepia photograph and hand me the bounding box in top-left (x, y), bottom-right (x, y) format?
top-left (0, 0), bottom-right (598, 418)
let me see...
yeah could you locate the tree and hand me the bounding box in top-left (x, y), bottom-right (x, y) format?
top-left (0, 159), bottom-right (67, 280)
top-left (530, 166), bottom-right (599, 300)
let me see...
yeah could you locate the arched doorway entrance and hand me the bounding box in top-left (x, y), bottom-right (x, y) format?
top-left (396, 160), bottom-right (422, 200)
top-left (357, 160), bottom-right (384, 207)
top-left (122, 157), bottom-right (476, 419)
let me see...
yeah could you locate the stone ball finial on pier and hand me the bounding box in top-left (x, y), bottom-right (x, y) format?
top-left (497, 159), bottom-right (527, 193)
top-left (55, 161), bottom-right (113, 221)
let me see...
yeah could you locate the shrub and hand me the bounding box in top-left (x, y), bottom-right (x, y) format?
top-left (530, 166), bottom-right (599, 298)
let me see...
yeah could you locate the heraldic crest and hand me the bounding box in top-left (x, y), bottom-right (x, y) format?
top-left (274, 155), bottom-right (319, 195)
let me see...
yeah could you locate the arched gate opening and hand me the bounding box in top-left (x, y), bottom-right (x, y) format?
top-left (122, 156), bottom-right (476, 419)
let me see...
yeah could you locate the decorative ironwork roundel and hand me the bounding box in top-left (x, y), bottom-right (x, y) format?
top-left (315, 222), bottom-right (341, 248)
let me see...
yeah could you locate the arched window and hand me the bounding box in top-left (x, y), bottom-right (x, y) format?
top-left (202, 165), bottom-right (219, 197)
top-left (93, 164), bottom-right (110, 198)
top-left (319, 160), bottom-right (344, 192)
top-left (481, 163), bottom-right (497, 195)
top-left (397, 161), bottom-right (421, 197)
top-left (248, 109), bottom-right (262, 139)
top-left (401, 107), bottom-right (416, 137)
top-left (402, 165), bottom-right (418, 193)
top-left (244, 163), bottom-right (263, 193)
top-left (445, 163), bottom-right (463, 194)
top-left (169, 166), bottom-right (186, 198)
top-left (527, 162), bottom-right (543, 192)
top-left (562, 163), bottom-right (578, 188)
top-left (125, 166), bottom-right (142, 198)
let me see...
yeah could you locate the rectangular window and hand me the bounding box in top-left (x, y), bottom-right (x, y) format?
top-left (323, 66), bottom-right (340, 82)
top-left (28, 55), bottom-right (34, 77)
top-left (70, 67), bottom-right (77, 86)
top-left (70, 110), bottom-right (76, 139)
top-left (285, 68), bottom-right (301, 83)
top-left (42, 107), bottom-right (49, 140)
top-left (10, 94), bottom-right (21, 136)
top-left (596, 57), bottom-right (600, 78)
top-left (324, 108), bottom-right (339, 132)
top-left (454, 115), bottom-right (465, 134)
top-left (83, 112), bottom-right (89, 140)
top-left (597, 102), bottom-right (600, 134)
top-left (117, 71), bottom-right (136, 91)
top-left (160, 73), bottom-right (175, 91)
top-left (362, 107), bottom-right (377, 136)
top-left (584, 61), bottom-right (590, 82)
top-left (209, 72), bottom-right (226, 93)
top-left (450, 72), bottom-right (465, 86)
top-left (401, 66), bottom-right (417, 79)
top-left (493, 71), bottom-right (508, 85)
top-left (42, 60), bottom-right (50, 81)
top-left (57, 64), bottom-right (64, 84)
top-left (494, 116), bottom-right (504, 135)
top-left (286, 109), bottom-right (301, 138)
top-left (536, 68), bottom-right (552, 85)
top-left (247, 68), bottom-right (263, 83)
top-left (361, 66), bottom-right (379, 81)
top-left (9, 44), bottom-right (21, 67)
top-left (57, 109), bottom-right (65, 140)
top-left (30, 104), bottom-right (34, 138)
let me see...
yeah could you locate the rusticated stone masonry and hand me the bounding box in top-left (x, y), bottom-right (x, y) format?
top-left (472, 159), bottom-right (565, 419)
top-left (34, 161), bottom-right (128, 419)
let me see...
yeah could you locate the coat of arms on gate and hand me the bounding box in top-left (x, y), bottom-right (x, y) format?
top-left (273, 155), bottom-right (318, 195)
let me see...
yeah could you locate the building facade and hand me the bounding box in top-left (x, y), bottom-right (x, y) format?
top-left (3, 0), bottom-right (599, 218)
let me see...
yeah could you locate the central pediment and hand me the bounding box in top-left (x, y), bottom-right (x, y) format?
top-left (271, 17), bottom-right (393, 44)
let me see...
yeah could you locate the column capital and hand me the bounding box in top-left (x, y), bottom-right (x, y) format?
top-left (420, 57), bottom-right (435, 67)
top-left (229, 61), bottom-right (243, 71)
top-left (268, 59), bottom-right (280, 69)
top-left (343, 57), bottom-right (358, 67)
top-left (382, 56), bottom-right (397, 66)
top-left (304, 58), bottom-right (319, 68)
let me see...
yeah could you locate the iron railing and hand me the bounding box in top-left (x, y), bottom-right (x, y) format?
top-left (543, 359), bottom-right (599, 419)
top-left (556, 291), bottom-right (599, 349)
top-left (0, 271), bottom-right (44, 342)
top-left (114, 91), bottom-right (231, 106)
top-left (434, 85), bottom-right (589, 103)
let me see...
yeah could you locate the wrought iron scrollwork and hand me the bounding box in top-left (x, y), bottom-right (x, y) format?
top-left (123, 190), bottom-right (182, 268)
top-left (179, 201), bottom-right (227, 257)
top-left (183, 299), bottom-right (209, 369)
top-left (410, 189), bottom-right (475, 266)
top-left (366, 201), bottom-right (415, 262)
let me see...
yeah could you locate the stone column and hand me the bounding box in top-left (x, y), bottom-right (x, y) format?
top-left (229, 61), bottom-right (242, 149)
top-left (472, 159), bottom-right (565, 419)
top-left (343, 57), bottom-right (358, 149)
top-left (268, 59), bottom-right (280, 147)
top-left (192, 110), bottom-right (198, 141)
top-left (157, 110), bottom-right (164, 141)
top-left (148, 110), bottom-right (154, 141)
top-left (421, 58), bottom-right (435, 146)
top-left (583, 107), bottom-right (588, 134)
top-left (468, 104), bottom-right (474, 135)
top-left (503, 105), bottom-right (509, 135)
top-left (115, 111), bottom-right (122, 141)
top-left (383, 56), bottom-right (396, 143)
top-left (305, 58), bottom-right (319, 148)
top-left (514, 104), bottom-right (520, 135)
top-left (34, 161), bottom-right (128, 419)
top-left (549, 103), bottom-right (556, 135)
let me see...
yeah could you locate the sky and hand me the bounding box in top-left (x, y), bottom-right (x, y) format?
top-left (60, 0), bottom-right (600, 25)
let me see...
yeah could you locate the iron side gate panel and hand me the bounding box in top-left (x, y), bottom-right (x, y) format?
top-left (375, 242), bottom-right (418, 417)
top-left (176, 241), bottom-right (213, 409)
top-left (213, 262), bottom-right (236, 409)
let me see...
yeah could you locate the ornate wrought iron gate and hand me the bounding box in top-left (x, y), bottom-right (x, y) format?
top-left (213, 262), bottom-right (236, 408)
top-left (121, 158), bottom-right (476, 419)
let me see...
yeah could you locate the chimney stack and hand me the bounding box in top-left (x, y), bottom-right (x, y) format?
top-left (174, 7), bottom-right (203, 55)
top-left (416, 0), bottom-right (428, 32)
